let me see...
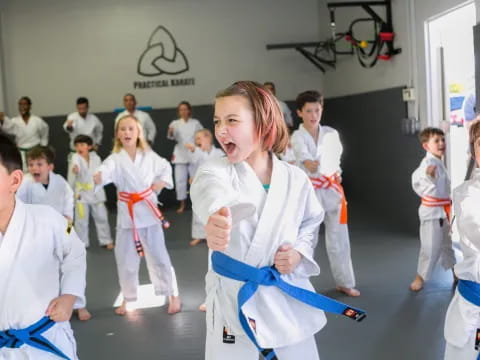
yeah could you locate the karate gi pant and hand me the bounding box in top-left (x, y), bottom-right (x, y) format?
top-left (321, 205), bottom-right (356, 288)
top-left (74, 201), bottom-right (113, 247)
top-left (192, 212), bottom-right (205, 239)
top-left (445, 340), bottom-right (479, 360)
top-left (417, 218), bottom-right (455, 280)
top-left (174, 163), bottom-right (194, 201)
top-left (115, 224), bottom-right (175, 302)
top-left (205, 304), bottom-right (320, 360)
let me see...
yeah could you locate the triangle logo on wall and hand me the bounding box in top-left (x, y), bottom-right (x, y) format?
top-left (137, 26), bottom-right (189, 77)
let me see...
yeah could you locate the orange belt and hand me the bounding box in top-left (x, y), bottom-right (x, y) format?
top-left (118, 187), bottom-right (170, 257)
top-left (310, 175), bottom-right (348, 224)
top-left (421, 195), bottom-right (452, 223)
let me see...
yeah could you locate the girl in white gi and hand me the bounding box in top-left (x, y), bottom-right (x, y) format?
top-left (71, 134), bottom-right (114, 250)
top-left (2, 97), bottom-right (49, 171)
top-left (410, 127), bottom-right (456, 291)
top-left (0, 133), bottom-right (86, 360)
top-left (291, 90), bottom-right (360, 297)
top-left (444, 121), bottom-right (480, 359)
top-left (64, 97), bottom-right (104, 186)
top-left (191, 81), bottom-right (327, 360)
top-left (94, 115), bottom-right (181, 315)
top-left (167, 101), bottom-right (203, 213)
top-left (115, 93), bottom-right (157, 145)
top-left (186, 128), bottom-right (224, 247)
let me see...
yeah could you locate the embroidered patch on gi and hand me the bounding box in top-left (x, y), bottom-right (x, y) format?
top-left (66, 222), bottom-right (73, 235)
top-left (223, 327), bottom-right (235, 344)
top-left (248, 318), bottom-right (257, 333)
top-left (475, 328), bottom-right (480, 350)
top-left (439, 218), bottom-right (444, 227)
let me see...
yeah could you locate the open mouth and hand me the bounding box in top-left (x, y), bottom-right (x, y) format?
top-left (223, 141), bottom-right (236, 155)
top-left (32, 173), bottom-right (41, 180)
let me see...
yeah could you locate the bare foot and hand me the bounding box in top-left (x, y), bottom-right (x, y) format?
top-left (189, 238), bottom-right (202, 247)
top-left (77, 308), bottom-right (92, 321)
top-left (198, 303), bottom-right (206, 312)
top-left (410, 275), bottom-right (424, 291)
top-left (115, 300), bottom-right (128, 316)
top-left (105, 243), bottom-right (115, 250)
top-left (168, 296), bottom-right (181, 314)
top-left (176, 201), bottom-right (185, 214)
top-left (336, 286), bottom-right (361, 297)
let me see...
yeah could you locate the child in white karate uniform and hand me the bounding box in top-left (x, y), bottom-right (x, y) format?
top-left (191, 81), bottom-right (328, 360)
top-left (444, 120), bottom-right (480, 359)
top-left (411, 127), bottom-right (456, 291)
top-left (186, 128), bottom-right (224, 247)
top-left (71, 134), bottom-right (113, 250)
top-left (291, 90), bottom-right (359, 297)
top-left (0, 133), bottom-right (86, 359)
top-left (95, 114), bottom-right (181, 315)
top-left (16, 145), bottom-right (92, 321)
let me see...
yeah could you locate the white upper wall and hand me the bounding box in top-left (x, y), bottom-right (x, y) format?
top-left (1, 0), bottom-right (323, 116)
top-left (317, 0), bottom-right (476, 125)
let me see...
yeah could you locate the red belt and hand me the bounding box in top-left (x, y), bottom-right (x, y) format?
top-left (310, 175), bottom-right (348, 224)
top-left (421, 195), bottom-right (451, 223)
top-left (118, 187), bottom-right (170, 256)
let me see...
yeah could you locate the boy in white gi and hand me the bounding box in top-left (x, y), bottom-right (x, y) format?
top-left (167, 101), bottom-right (203, 213)
top-left (16, 146), bottom-right (92, 321)
top-left (291, 90), bottom-right (360, 297)
top-left (186, 128), bottom-right (224, 247)
top-left (191, 81), bottom-right (366, 360)
top-left (0, 133), bottom-right (86, 359)
top-left (115, 93), bottom-right (156, 145)
top-left (444, 120), bottom-right (480, 359)
top-left (3, 97), bottom-right (49, 171)
top-left (411, 127), bottom-right (456, 291)
top-left (64, 97), bottom-right (104, 186)
top-left (94, 115), bottom-right (181, 315)
top-left (71, 135), bottom-right (114, 250)
top-left (17, 146), bottom-right (74, 222)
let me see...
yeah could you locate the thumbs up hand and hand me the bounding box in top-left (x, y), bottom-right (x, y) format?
top-left (206, 207), bottom-right (232, 251)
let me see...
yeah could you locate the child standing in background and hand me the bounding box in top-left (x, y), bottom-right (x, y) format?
top-left (95, 115), bottom-right (181, 315)
top-left (71, 134), bottom-right (114, 250)
top-left (411, 127), bottom-right (456, 291)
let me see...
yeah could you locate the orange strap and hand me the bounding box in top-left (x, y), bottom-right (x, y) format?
top-left (310, 175), bottom-right (348, 224)
top-left (421, 195), bottom-right (452, 223)
top-left (118, 187), bottom-right (170, 257)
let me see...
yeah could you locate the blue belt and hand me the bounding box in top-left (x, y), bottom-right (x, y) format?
top-left (212, 251), bottom-right (366, 360)
top-left (458, 279), bottom-right (480, 306)
top-left (0, 316), bottom-right (70, 359)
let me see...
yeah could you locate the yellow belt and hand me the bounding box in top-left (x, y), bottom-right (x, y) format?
top-left (76, 182), bottom-right (93, 219)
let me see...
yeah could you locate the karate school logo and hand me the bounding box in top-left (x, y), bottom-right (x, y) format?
top-left (137, 26), bottom-right (189, 77)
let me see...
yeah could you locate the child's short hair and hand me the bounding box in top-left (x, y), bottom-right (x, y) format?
top-left (0, 132), bottom-right (22, 173)
top-left (74, 134), bottom-right (93, 146)
top-left (113, 115), bottom-right (148, 153)
top-left (296, 90), bottom-right (324, 110)
top-left (27, 145), bottom-right (56, 164)
top-left (469, 119), bottom-right (480, 157)
top-left (419, 127), bottom-right (444, 144)
top-left (195, 128), bottom-right (213, 142)
top-left (216, 81), bottom-right (289, 153)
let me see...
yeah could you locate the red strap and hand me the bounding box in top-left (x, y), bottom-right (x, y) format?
top-left (118, 188), bottom-right (170, 257)
top-left (379, 32), bottom-right (395, 42)
top-left (377, 54), bottom-right (392, 61)
top-left (310, 175), bottom-right (348, 224)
